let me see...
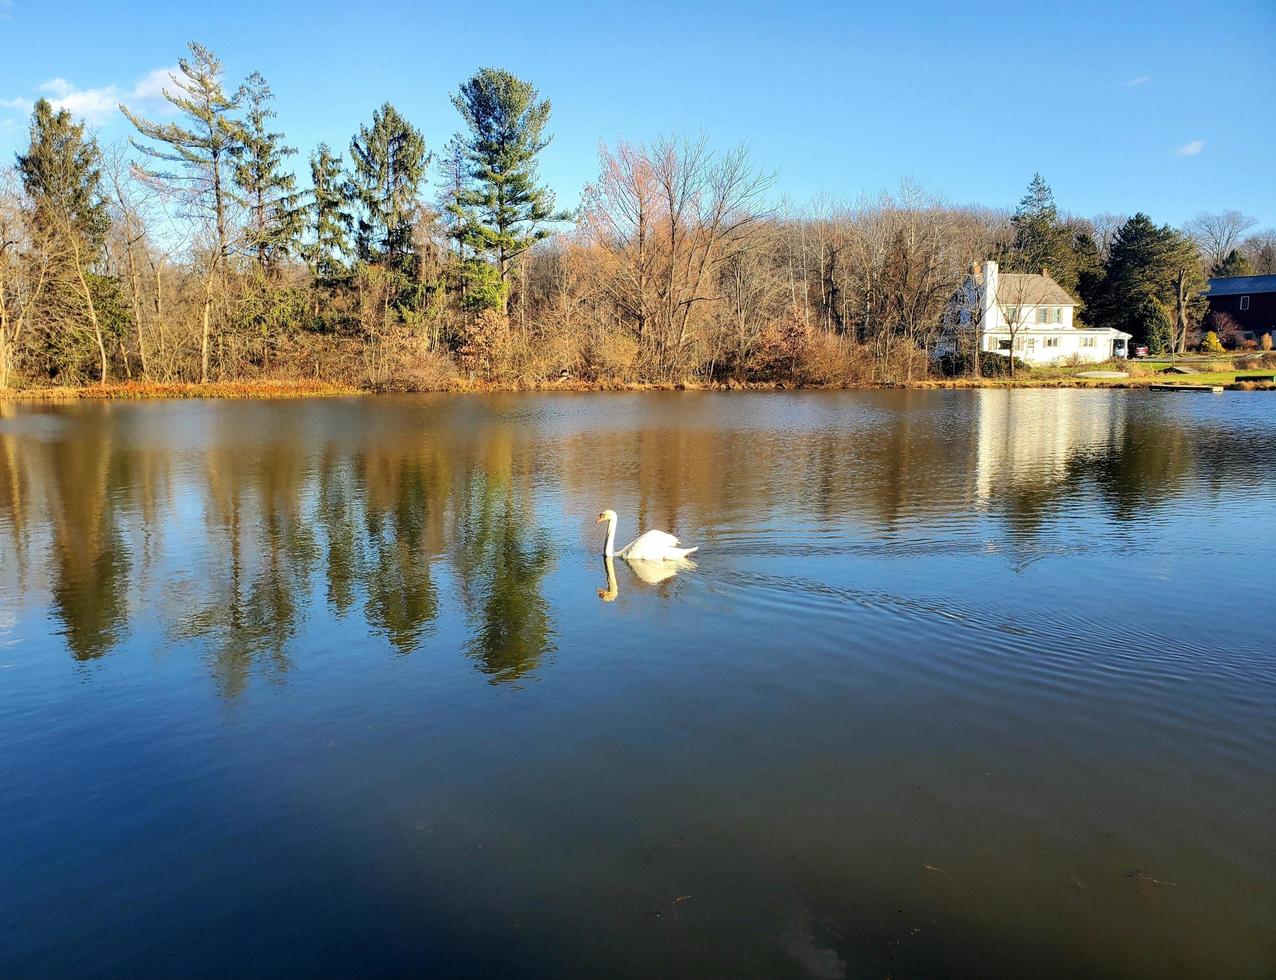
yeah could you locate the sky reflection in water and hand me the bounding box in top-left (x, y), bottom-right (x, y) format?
top-left (1, 390), bottom-right (1274, 978)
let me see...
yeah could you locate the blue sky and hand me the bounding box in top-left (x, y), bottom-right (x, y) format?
top-left (1, 0), bottom-right (1273, 226)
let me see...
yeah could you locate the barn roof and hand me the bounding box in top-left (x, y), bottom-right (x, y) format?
top-left (1207, 274), bottom-right (1276, 296)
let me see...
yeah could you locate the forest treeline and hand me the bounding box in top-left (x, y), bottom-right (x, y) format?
top-left (2, 41), bottom-right (1273, 391)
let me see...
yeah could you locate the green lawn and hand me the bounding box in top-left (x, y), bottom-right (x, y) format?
top-left (1010, 356), bottom-right (1276, 389)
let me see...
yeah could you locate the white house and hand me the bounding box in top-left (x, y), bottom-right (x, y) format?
top-left (944, 261), bottom-right (1130, 365)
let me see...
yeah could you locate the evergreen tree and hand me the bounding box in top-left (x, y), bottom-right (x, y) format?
top-left (436, 135), bottom-right (468, 260)
top-left (16, 99), bottom-right (120, 383)
top-left (16, 98), bottom-right (109, 250)
top-left (345, 103), bottom-right (429, 274)
top-left (1210, 249), bottom-right (1253, 279)
top-left (1006, 173), bottom-right (1077, 291)
top-left (1136, 296), bottom-right (1174, 355)
top-left (1072, 230), bottom-right (1103, 323)
top-left (233, 72), bottom-right (302, 275)
top-left (303, 142), bottom-right (351, 284)
top-left (451, 68), bottom-right (562, 312)
top-left (121, 43), bottom-right (243, 267)
top-left (1095, 213), bottom-right (1204, 345)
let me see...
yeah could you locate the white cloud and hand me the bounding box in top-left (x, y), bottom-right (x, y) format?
top-left (1124, 74), bottom-right (1151, 87)
top-left (1, 64), bottom-right (178, 126)
top-left (37, 76), bottom-right (119, 124)
top-left (1175, 140), bottom-right (1206, 157)
top-left (130, 66), bottom-right (178, 104)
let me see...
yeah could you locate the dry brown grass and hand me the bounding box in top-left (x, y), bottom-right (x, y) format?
top-left (2, 379), bottom-right (362, 400)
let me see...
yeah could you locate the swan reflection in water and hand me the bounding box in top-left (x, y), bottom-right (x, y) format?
top-left (598, 554), bottom-right (697, 601)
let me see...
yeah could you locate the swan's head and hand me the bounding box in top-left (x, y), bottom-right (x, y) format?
top-left (595, 509), bottom-right (617, 524)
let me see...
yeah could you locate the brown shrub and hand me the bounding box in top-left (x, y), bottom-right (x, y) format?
top-left (798, 331), bottom-right (876, 387)
top-left (364, 328), bottom-right (457, 391)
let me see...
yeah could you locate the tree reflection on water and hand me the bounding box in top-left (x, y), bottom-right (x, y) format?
top-left (0, 391), bottom-right (1263, 694)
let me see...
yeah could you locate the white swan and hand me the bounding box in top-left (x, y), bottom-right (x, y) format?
top-left (596, 509), bottom-right (698, 561)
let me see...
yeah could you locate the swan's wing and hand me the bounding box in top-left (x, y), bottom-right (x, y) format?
top-left (620, 529), bottom-right (691, 561)
top-left (637, 529), bottom-right (681, 548)
top-left (618, 528), bottom-right (679, 558)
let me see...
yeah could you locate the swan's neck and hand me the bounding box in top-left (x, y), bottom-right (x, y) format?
top-left (603, 517), bottom-right (617, 557)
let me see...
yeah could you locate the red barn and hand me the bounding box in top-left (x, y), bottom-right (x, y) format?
top-left (1205, 275), bottom-right (1276, 346)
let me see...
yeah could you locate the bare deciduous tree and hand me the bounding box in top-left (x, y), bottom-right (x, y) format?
top-left (1185, 210), bottom-right (1257, 268)
top-left (582, 137), bottom-right (775, 379)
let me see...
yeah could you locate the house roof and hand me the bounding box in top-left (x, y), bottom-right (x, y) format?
top-left (1206, 274), bottom-right (1276, 296)
top-left (983, 326), bottom-right (1132, 338)
top-left (975, 269), bottom-right (1077, 306)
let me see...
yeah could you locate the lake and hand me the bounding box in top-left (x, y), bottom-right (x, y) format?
top-left (1, 390), bottom-right (1273, 978)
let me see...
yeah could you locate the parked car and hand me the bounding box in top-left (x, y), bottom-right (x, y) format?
top-left (1130, 344), bottom-right (1149, 358)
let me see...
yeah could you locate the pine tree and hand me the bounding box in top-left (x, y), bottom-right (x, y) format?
top-left (451, 68), bottom-right (563, 312)
top-left (1209, 249), bottom-right (1253, 279)
top-left (1097, 214), bottom-right (1204, 347)
top-left (1137, 296), bottom-right (1174, 355)
top-left (1006, 173), bottom-right (1077, 291)
top-left (346, 103), bottom-right (428, 274)
top-left (303, 142), bottom-right (351, 285)
top-left (233, 72), bottom-right (302, 276)
top-left (16, 99), bottom-right (119, 383)
top-left (16, 98), bottom-right (109, 250)
top-left (1072, 230), bottom-right (1102, 323)
top-left (121, 43), bottom-right (243, 267)
top-left (436, 135), bottom-right (468, 260)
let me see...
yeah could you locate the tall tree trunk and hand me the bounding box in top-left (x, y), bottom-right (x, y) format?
top-left (1174, 268), bottom-right (1190, 355)
top-left (201, 268), bottom-right (215, 384)
top-left (0, 267), bottom-right (11, 390)
top-left (125, 237), bottom-right (149, 378)
top-left (69, 234), bottom-right (108, 384)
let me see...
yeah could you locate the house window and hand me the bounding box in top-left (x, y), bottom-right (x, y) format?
top-left (1053, 307), bottom-right (1062, 324)
top-left (1081, 337), bottom-right (1096, 347)
top-left (1025, 338), bottom-right (1037, 351)
top-left (998, 339), bottom-right (1011, 351)
top-left (1037, 307), bottom-right (1048, 324)
top-left (1240, 296), bottom-right (1250, 311)
top-left (1006, 306), bottom-right (1020, 323)
top-left (1044, 337), bottom-right (1059, 348)
top-left (1014, 337), bottom-right (1024, 350)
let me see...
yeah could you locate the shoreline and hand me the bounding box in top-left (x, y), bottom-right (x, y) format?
top-left (2, 375), bottom-right (1274, 401)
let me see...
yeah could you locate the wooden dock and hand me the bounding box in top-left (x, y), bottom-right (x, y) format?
top-left (1149, 383), bottom-right (1225, 392)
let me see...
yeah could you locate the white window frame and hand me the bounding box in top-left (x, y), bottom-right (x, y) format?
top-left (1044, 337), bottom-right (1059, 348)
top-left (1240, 296), bottom-right (1250, 311)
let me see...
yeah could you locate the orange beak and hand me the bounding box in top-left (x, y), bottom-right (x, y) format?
top-left (595, 514), bottom-right (605, 523)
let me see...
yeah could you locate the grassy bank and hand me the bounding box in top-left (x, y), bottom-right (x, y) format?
top-left (3, 365), bottom-right (1275, 400)
top-left (0, 379), bottom-right (364, 400)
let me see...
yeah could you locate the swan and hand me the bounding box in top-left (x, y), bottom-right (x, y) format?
top-left (595, 509), bottom-right (698, 562)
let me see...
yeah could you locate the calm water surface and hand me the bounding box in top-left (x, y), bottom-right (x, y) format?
top-left (1, 390), bottom-right (1274, 978)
